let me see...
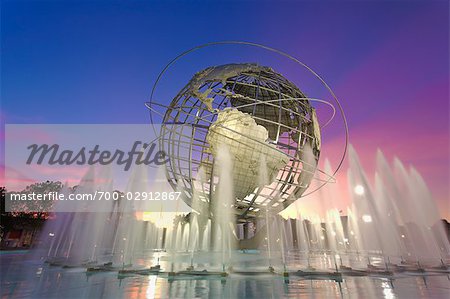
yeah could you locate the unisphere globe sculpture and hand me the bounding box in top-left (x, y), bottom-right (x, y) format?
top-left (158, 63), bottom-right (321, 220)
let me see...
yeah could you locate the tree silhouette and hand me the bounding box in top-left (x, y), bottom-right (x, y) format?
top-left (6, 181), bottom-right (62, 219)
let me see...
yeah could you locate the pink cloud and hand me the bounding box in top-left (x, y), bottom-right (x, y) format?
top-left (5, 126), bottom-right (55, 143)
top-left (0, 164), bottom-right (37, 191)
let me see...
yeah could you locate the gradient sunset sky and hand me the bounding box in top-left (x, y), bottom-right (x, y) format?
top-left (1, 0), bottom-right (449, 218)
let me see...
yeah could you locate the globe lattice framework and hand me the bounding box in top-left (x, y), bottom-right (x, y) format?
top-left (157, 63), bottom-right (321, 221)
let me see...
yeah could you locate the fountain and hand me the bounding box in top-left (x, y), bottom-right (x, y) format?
top-left (33, 144), bottom-right (449, 283)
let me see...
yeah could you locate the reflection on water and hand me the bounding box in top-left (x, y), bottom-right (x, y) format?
top-left (1, 252), bottom-right (449, 299)
top-left (382, 281), bottom-right (395, 299)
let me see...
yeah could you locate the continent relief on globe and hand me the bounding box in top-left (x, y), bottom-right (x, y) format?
top-left (203, 108), bottom-right (290, 199)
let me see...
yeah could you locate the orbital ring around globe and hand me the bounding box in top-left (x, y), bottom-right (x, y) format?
top-left (145, 41), bottom-right (349, 220)
top-left (146, 41), bottom-right (348, 180)
top-left (192, 98), bottom-right (336, 129)
top-left (160, 97), bottom-right (337, 183)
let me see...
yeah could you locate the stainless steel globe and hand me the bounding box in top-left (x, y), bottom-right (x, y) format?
top-left (157, 63), bottom-right (321, 221)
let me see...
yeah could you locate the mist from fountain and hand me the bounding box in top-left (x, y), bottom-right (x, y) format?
top-left (214, 145), bottom-right (236, 271)
top-left (37, 164), bottom-right (166, 269)
top-left (36, 145), bottom-right (449, 274)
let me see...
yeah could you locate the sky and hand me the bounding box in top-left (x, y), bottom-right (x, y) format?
top-left (1, 0), bottom-right (449, 219)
